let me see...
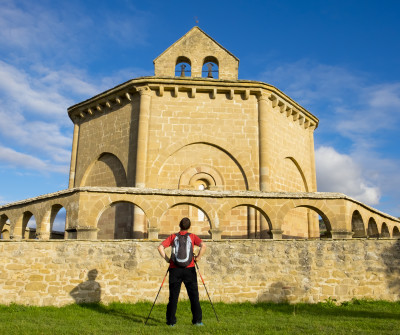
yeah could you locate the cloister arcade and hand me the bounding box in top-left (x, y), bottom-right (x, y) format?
top-left (1, 187), bottom-right (399, 241)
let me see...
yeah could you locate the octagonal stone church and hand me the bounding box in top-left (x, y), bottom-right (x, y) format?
top-left (69, 26), bottom-right (318, 240)
top-left (2, 27), bottom-right (399, 241)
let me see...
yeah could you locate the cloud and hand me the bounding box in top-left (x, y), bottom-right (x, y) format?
top-left (315, 146), bottom-right (380, 205)
top-left (0, 1), bottom-right (151, 63)
top-left (262, 59), bottom-right (400, 148)
top-left (0, 145), bottom-right (68, 173)
top-left (261, 59), bottom-right (400, 215)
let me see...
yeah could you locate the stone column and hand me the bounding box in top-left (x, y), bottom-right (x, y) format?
top-left (134, 86), bottom-right (152, 238)
top-left (258, 93), bottom-right (274, 239)
top-left (248, 207), bottom-right (256, 238)
top-left (135, 86), bottom-right (152, 188)
top-left (68, 121), bottom-right (80, 189)
top-left (308, 125), bottom-right (317, 192)
top-left (257, 92), bottom-right (273, 192)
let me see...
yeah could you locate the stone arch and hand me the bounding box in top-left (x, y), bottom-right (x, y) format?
top-left (202, 56), bottom-right (219, 79)
top-left (149, 134), bottom-right (254, 189)
top-left (96, 200), bottom-right (148, 239)
top-left (175, 56), bottom-right (191, 77)
top-left (80, 152), bottom-right (127, 187)
top-left (0, 214), bottom-right (10, 239)
top-left (381, 222), bottom-right (390, 238)
top-left (284, 157), bottom-right (309, 192)
top-left (159, 201), bottom-right (213, 240)
top-left (50, 204), bottom-right (66, 239)
top-left (393, 226), bottom-right (400, 238)
top-left (21, 211), bottom-right (36, 239)
top-left (281, 204), bottom-right (332, 239)
top-left (179, 165), bottom-right (224, 190)
top-left (222, 203), bottom-right (273, 239)
top-left (154, 141), bottom-right (249, 190)
top-left (367, 217), bottom-right (379, 238)
top-left (276, 200), bottom-right (335, 239)
top-left (351, 210), bottom-right (366, 238)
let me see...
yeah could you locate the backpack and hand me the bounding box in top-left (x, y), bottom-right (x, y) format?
top-left (171, 233), bottom-right (193, 267)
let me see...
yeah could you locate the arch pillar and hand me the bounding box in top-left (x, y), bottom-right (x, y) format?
top-left (271, 229), bottom-right (284, 239)
top-left (10, 214), bottom-right (23, 240)
top-left (35, 212), bottom-right (51, 240)
top-left (147, 216), bottom-right (159, 239)
top-left (76, 227), bottom-right (98, 239)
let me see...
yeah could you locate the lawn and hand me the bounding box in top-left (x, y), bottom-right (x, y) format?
top-left (0, 299), bottom-right (399, 334)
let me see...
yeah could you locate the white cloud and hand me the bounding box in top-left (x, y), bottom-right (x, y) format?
top-left (0, 145), bottom-right (67, 173)
top-left (315, 146), bottom-right (380, 205)
top-left (262, 59), bottom-right (400, 215)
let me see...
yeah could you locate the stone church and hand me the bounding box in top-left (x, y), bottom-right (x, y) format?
top-left (68, 26), bottom-right (318, 240)
top-left (1, 27), bottom-right (399, 241)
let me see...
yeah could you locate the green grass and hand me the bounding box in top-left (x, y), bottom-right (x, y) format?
top-left (0, 299), bottom-right (399, 334)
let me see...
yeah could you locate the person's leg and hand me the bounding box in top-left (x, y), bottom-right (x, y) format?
top-left (166, 268), bottom-right (182, 325)
top-left (183, 267), bottom-right (202, 324)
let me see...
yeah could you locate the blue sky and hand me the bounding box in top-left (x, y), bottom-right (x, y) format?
top-left (0, 0), bottom-right (399, 217)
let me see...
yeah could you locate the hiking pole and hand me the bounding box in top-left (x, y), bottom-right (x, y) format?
top-left (145, 267), bottom-right (169, 325)
top-left (194, 260), bottom-right (219, 322)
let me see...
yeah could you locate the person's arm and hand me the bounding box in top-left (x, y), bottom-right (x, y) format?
top-left (158, 244), bottom-right (170, 264)
top-left (194, 242), bottom-right (206, 262)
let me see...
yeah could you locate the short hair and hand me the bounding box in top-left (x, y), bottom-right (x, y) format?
top-left (179, 217), bottom-right (191, 230)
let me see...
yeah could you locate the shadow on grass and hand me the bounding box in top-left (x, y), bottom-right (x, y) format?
top-left (252, 301), bottom-right (400, 321)
top-left (75, 303), bottom-right (147, 324)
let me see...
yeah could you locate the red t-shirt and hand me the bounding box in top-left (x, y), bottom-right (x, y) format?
top-left (161, 231), bottom-right (203, 268)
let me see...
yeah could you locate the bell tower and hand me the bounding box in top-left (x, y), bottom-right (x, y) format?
top-left (153, 26), bottom-right (239, 80)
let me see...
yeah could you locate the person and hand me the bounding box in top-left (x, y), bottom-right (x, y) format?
top-left (158, 217), bottom-right (207, 326)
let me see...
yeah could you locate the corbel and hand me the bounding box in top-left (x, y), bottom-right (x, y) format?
top-left (87, 108), bottom-right (93, 115)
top-left (158, 85), bottom-right (164, 97)
top-left (304, 119), bottom-right (310, 129)
top-left (125, 92), bottom-right (132, 101)
top-left (173, 86), bottom-right (178, 98)
top-left (292, 110), bottom-right (299, 121)
top-left (105, 101), bottom-right (111, 108)
top-left (243, 89), bottom-right (250, 100)
top-left (210, 88), bottom-right (216, 99)
top-left (96, 105), bottom-right (102, 112)
top-left (285, 107), bottom-right (292, 117)
top-left (277, 101), bottom-right (285, 112)
top-left (269, 93), bottom-right (278, 107)
top-left (115, 97), bottom-right (122, 105)
top-left (190, 87), bottom-right (196, 98)
top-left (228, 89), bottom-right (234, 100)
top-left (298, 114), bottom-right (305, 125)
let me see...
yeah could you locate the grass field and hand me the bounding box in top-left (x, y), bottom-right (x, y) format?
top-left (0, 299), bottom-right (399, 334)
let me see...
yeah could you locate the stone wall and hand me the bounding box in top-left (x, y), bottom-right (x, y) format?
top-left (1, 239), bottom-right (399, 306)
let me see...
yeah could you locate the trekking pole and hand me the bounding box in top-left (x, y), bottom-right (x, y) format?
top-left (194, 260), bottom-right (219, 322)
top-left (145, 267), bottom-right (169, 325)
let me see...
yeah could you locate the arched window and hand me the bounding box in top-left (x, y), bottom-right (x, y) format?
top-left (175, 56), bottom-right (191, 77)
top-left (196, 181), bottom-right (209, 221)
top-left (202, 56), bottom-right (219, 79)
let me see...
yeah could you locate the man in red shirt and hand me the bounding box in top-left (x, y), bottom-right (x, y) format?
top-left (158, 217), bottom-right (207, 326)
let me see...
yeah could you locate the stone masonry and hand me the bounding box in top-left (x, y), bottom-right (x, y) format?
top-left (0, 239), bottom-right (399, 306)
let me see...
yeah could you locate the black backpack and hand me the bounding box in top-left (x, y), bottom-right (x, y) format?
top-left (171, 233), bottom-right (193, 267)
